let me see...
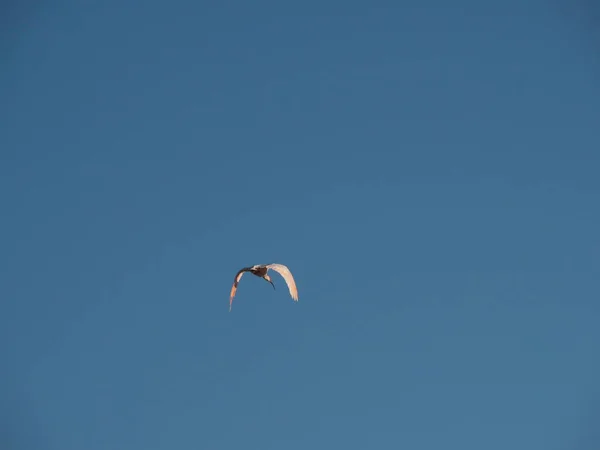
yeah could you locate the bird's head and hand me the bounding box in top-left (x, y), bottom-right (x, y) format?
top-left (264, 274), bottom-right (275, 290)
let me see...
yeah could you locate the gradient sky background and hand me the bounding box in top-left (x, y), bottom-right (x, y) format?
top-left (1, 1), bottom-right (599, 449)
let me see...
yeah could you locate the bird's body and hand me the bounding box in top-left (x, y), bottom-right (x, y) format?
top-left (229, 263), bottom-right (298, 311)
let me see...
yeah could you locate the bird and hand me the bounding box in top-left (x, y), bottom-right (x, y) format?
top-left (229, 263), bottom-right (299, 311)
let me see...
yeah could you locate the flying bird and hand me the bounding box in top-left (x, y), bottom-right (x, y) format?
top-left (229, 263), bottom-right (299, 311)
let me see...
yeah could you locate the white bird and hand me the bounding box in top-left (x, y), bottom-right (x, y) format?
top-left (229, 263), bottom-right (299, 311)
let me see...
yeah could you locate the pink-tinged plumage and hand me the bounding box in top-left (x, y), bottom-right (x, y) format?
top-left (228, 263), bottom-right (299, 311)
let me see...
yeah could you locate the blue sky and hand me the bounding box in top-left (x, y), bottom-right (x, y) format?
top-left (1, 1), bottom-right (599, 449)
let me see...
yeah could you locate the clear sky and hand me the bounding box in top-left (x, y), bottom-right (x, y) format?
top-left (1, 1), bottom-right (599, 449)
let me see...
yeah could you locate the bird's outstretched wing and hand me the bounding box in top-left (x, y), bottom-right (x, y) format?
top-left (229, 267), bottom-right (250, 311)
top-left (266, 263), bottom-right (299, 301)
